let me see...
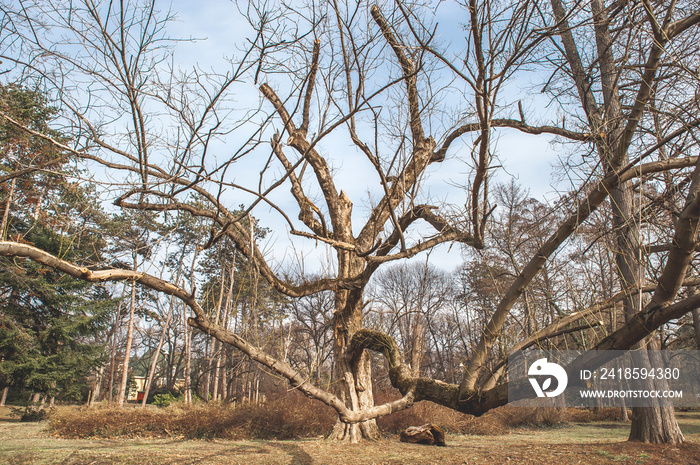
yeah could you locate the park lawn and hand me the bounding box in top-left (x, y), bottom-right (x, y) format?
top-left (0, 407), bottom-right (699, 465)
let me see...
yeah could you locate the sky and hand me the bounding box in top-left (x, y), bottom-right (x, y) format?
top-left (153, 1), bottom-right (563, 274)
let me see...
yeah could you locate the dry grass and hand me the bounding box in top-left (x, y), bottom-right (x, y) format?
top-left (2, 408), bottom-right (700, 465)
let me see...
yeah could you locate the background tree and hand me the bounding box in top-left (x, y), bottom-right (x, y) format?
top-left (0, 84), bottom-right (111, 404)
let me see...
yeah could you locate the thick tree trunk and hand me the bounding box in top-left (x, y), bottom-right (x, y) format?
top-left (628, 339), bottom-right (684, 443)
top-left (327, 251), bottom-right (379, 442)
top-left (629, 405), bottom-right (683, 443)
top-left (610, 186), bottom-right (683, 444)
top-left (328, 348), bottom-right (379, 441)
top-left (410, 324), bottom-right (424, 377)
top-left (91, 365), bottom-right (104, 407)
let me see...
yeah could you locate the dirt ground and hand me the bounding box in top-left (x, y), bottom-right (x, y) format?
top-left (1, 408), bottom-right (699, 464)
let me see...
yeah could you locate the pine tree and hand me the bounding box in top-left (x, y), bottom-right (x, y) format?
top-left (0, 84), bottom-right (112, 403)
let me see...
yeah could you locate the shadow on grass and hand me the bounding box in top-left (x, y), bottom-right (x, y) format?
top-left (267, 442), bottom-right (315, 465)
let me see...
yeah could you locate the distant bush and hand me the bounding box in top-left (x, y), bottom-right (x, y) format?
top-left (146, 386), bottom-right (182, 405)
top-left (152, 392), bottom-right (181, 408)
top-left (21, 407), bottom-right (49, 422)
top-left (9, 403), bottom-right (50, 422)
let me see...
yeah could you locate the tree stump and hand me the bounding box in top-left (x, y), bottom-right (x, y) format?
top-left (399, 424), bottom-right (446, 446)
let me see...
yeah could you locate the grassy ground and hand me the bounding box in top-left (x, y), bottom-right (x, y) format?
top-left (1, 407), bottom-right (699, 465)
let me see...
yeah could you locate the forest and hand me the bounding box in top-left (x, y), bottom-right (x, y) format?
top-left (0, 0), bottom-right (699, 451)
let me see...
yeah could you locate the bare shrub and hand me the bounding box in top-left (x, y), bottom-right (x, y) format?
top-left (50, 390), bottom-right (624, 440)
top-left (375, 387), bottom-right (626, 437)
top-left (49, 391), bottom-right (335, 439)
top-left (375, 390), bottom-right (470, 434)
top-left (565, 407), bottom-right (626, 423)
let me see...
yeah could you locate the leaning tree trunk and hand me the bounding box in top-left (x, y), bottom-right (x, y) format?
top-left (327, 254), bottom-right (379, 442)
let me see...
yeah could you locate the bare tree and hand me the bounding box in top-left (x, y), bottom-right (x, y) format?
top-left (284, 289), bottom-right (335, 386)
top-left (0, 0), bottom-right (699, 443)
top-left (370, 262), bottom-right (453, 378)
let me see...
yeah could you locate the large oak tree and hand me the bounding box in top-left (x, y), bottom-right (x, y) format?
top-left (0, 0), bottom-right (699, 443)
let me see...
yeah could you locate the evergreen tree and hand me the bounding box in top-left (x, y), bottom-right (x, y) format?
top-left (0, 84), bottom-right (111, 402)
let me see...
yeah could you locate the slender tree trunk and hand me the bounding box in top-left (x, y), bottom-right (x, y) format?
top-left (254, 376), bottom-right (260, 405)
top-left (219, 257), bottom-right (235, 401)
top-left (212, 343), bottom-right (221, 401)
top-left (221, 353), bottom-right (228, 400)
top-left (692, 308), bottom-right (700, 349)
top-left (31, 184), bottom-right (47, 222)
top-left (1, 178), bottom-right (16, 240)
top-left (620, 402), bottom-right (629, 422)
top-left (118, 279), bottom-right (137, 406)
top-left (108, 285), bottom-right (127, 403)
top-left (183, 302), bottom-right (192, 405)
top-left (205, 265), bottom-right (227, 401)
top-left (181, 243), bottom-right (201, 406)
top-left (0, 386), bottom-right (8, 406)
top-left (203, 339), bottom-right (211, 400)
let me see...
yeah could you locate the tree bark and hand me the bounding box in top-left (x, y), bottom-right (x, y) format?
top-left (0, 386), bottom-right (8, 406)
top-left (183, 304), bottom-right (192, 405)
top-left (118, 279), bottom-right (137, 406)
top-left (611, 179), bottom-right (683, 444)
top-left (327, 249), bottom-right (379, 442)
top-left (1, 178), bottom-right (15, 240)
top-left (141, 294), bottom-right (175, 407)
top-left (107, 285), bottom-right (126, 403)
top-left (692, 308), bottom-right (700, 349)
top-left (91, 365), bottom-right (103, 407)
top-left (410, 324), bottom-right (424, 378)
top-left (628, 338), bottom-right (684, 443)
